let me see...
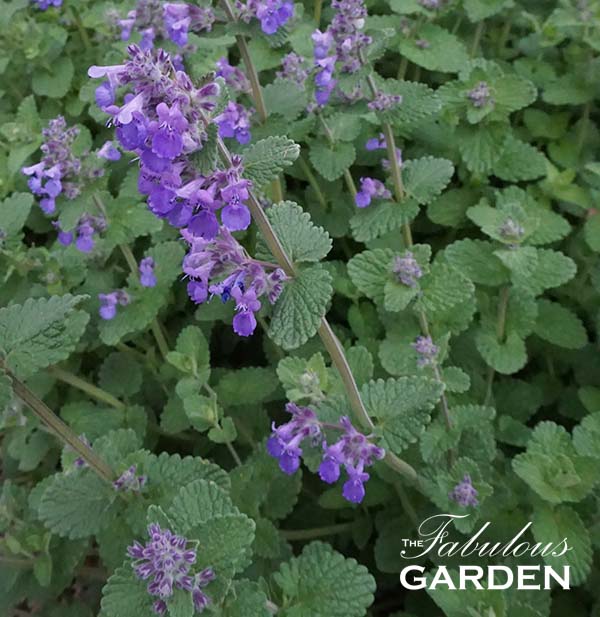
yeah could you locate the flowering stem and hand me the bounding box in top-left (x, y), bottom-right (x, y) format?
top-left (316, 112), bottom-right (357, 197)
top-left (1, 364), bottom-right (114, 482)
top-left (47, 366), bottom-right (126, 410)
top-left (208, 129), bottom-right (417, 483)
top-left (117, 242), bottom-right (170, 360)
top-left (280, 522), bottom-right (353, 541)
top-left (484, 286), bottom-right (510, 406)
top-left (298, 155), bottom-right (328, 209)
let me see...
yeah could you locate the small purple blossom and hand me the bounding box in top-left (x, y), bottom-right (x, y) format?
top-left (467, 81), bottom-right (493, 108)
top-left (393, 251), bottom-right (423, 287)
top-left (368, 91), bottom-right (402, 112)
top-left (365, 134), bottom-right (386, 151)
top-left (113, 465), bottom-right (147, 493)
top-left (73, 435), bottom-right (91, 469)
top-left (216, 57), bottom-right (250, 93)
top-left (449, 474), bottom-right (479, 507)
top-left (98, 141), bottom-right (122, 161)
top-left (139, 257), bottom-right (157, 287)
top-left (355, 177), bottom-right (391, 208)
top-left (127, 524), bottom-right (214, 611)
top-left (499, 217), bottom-right (525, 242)
top-left (268, 404), bottom-right (385, 503)
top-left (415, 38), bottom-right (430, 49)
top-left (418, 0), bottom-right (443, 8)
top-left (214, 102), bottom-right (252, 145)
top-left (32, 0), bottom-right (62, 9)
top-left (412, 335), bottom-right (439, 368)
top-left (98, 290), bottom-right (130, 320)
top-left (277, 52), bottom-right (309, 87)
top-left (235, 0), bottom-right (294, 34)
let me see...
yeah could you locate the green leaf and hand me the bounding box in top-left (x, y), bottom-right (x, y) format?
top-left (463, 0), bottom-right (513, 21)
top-left (402, 157), bottom-right (454, 205)
top-left (584, 214), bottom-right (600, 252)
top-left (215, 367), bottom-right (279, 406)
top-left (532, 504), bottom-right (592, 586)
top-left (38, 470), bottom-right (116, 539)
top-left (361, 377), bottom-right (443, 453)
top-left (534, 299), bottom-right (588, 349)
top-left (266, 201), bottom-right (332, 263)
top-left (445, 239), bottom-right (508, 286)
top-left (0, 192), bottom-right (33, 237)
top-left (573, 413), bottom-right (600, 457)
top-left (220, 580), bottom-right (270, 617)
top-left (347, 249), bottom-right (393, 304)
top-left (99, 352), bottom-right (143, 397)
top-left (167, 326), bottom-right (210, 381)
top-left (101, 566), bottom-right (152, 617)
top-left (268, 266), bottom-right (333, 350)
top-left (456, 124), bottom-right (506, 175)
top-left (32, 57), bottom-right (74, 98)
top-left (167, 589), bottom-right (194, 617)
top-left (476, 329), bottom-right (527, 375)
top-left (242, 136), bottom-right (298, 189)
top-left (264, 79), bottom-right (309, 120)
top-left (416, 262), bottom-right (475, 318)
top-left (308, 140), bottom-right (356, 181)
top-left (0, 295), bottom-right (89, 379)
top-left (513, 421), bottom-right (600, 503)
top-left (350, 200), bottom-right (420, 242)
top-left (494, 136), bottom-right (547, 182)
top-left (398, 24), bottom-right (469, 73)
top-left (273, 541), bottom-right (376, 617)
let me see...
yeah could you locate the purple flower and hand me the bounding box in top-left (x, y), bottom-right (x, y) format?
top-left (449, 474), bottom-right (479, 507)
top-left (267, 403), bottom-right (322, 474)
top-left (365, 134), bottom-right (386, 151)
top-left (32, 0), bottom-right (62, 9)
top-left (72, 434), bottom-right (91, 469)
top-left (98, 290), bottom-right (130, 320)
top-left (52, 221), bottom-right (74, 246)
top-left (393, 251), bottom-right (422, 287)
top-left (98, 141), bottom-right (122, 161)
top-left (368, 91), bottom-right (402, 112)
top-left (231, 287), bottom-right (261, 336)
top-left (163, 3), bottom-right (215, 46)
top-left (248, 0), bottom-right (294, 34)
top-left (128, 523), bottom-right (214, 610)
top-left (139, 256), bottom-right (157, 287)
top-left (412, 335), bottom-right (438, 368)
top-left (216, 57), bottom-right (250, 93)
top-left (355, 177), bottom-right (391, 208)
top-left (276, 53), bottom-right (309, 87)
top-left (467, 81), bottom-right (493, 108)
top-left (214, 102), bottom-right (252, 145)
top-left (419, 0), bottom-right (443, 9)
top-left (113, 465), bottom-right (147, 493)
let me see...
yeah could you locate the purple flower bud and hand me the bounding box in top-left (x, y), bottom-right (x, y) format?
top-left (355, 177), bottom-right (391, 208)
top-left (113, 465), bottom-right (147, 493)
top-left (467, 81), bottom-right (493, 108)
top-left (392, 251), bottom-right (423, 287)
top-left (97, 141), bottom-right (121, 161)
top-left (368, 91), bottom-right (402, 112)
top-left (449, 474), bottom-right (479, 507)
top-left (412, 335), bottom-right (439, 368)
top-left (139, 256), bottom-right (157, 288)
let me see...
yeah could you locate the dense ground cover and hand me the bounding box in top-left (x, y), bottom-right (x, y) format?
top-left (1, 0), bottom-right (600, 615)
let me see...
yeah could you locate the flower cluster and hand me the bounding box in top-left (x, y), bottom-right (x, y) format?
top-left (215, 101), bottom-right (253, 145)
top-left (312, 30), bottom-right (337, 106)
top-left (393, 251), bottom-right (423, 287)
top-left (449, 474), bottom-right (479, 507)
top-left (110, 1), bottom-right (215, 51)
top-left (113, 465), bottom-right (147, 493)
top-left (365, 134), bottom-right (402, 171)
top-left (89, 45), bottom-right (288, 337)
top-left (99, 290), bottom-right (130, 320)
top-left (22, 117), bottom-right (84, 215)
top-left (216, 57), bottom-right (250, 93)
top-left (128, 524), bottom-right (215, 614)
top-left (277, 52), bottom-right (309, 87)
top-left (467, 81), bottom-right (493, 108)
top-left (267, 403), bottom-right (385, 503)
top-left (53, 214), bottom-right (107, 253)
top-left (499, 217), bottom-right (525, 242)
top-left (236, 0), bottom-right (294, 35)
top-left (355, 177), bottom-right (391, 208)
top-left (367, 91), bottom-right (402, 112)
top-left (183, 227), bottom-right (286, 337)
top-left (412, 335), bottom-right (439, 368)
top-left (32, 0), bottom-right (61, 9)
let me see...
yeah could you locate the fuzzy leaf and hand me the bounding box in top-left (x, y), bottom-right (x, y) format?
top-left (243, 136), bottom-right (300, 188)
top-left (268, 266), bottom-right (333, 350)
top-left (534, 299), bottom-right (588, 349)
top-left (398, 24), bottom-right (469, 73)
top-left (402, 157), bottom-right (454, 205)
top-left (350, 199), bottom-right (420, 242)
top-left (101, 566), bottom-right (153, 617)
top-left (309, 140), bottom-right (356, 182)
top-left (347, 249), bottom-right (393, 304)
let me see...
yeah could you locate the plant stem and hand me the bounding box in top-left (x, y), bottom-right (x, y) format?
top-left (47, 366), bottom-right (126, 410)
top-left (219, 0), bottom-right (284, 202)
top-left (2, 365), bottom-right (114, 482)
top-left (359, 49), bottom-right (452, 431)
top-left (577, 102), bottom-right (591, 156)
top-left (316, 112), bottom-right (357, 197)
top-left (208, 128), bottom-right (418, 484)
top-left (69, 6), bottom-right (91, 51)
top-left (298, 155), bottom-right (328, 209)
top-left (118, 243), bottom-right (171, 360)
top-left (280, 522), bottom-right (353, 541)
top-left (470, 21), bottom-right (485, 57)
top-left (314, 0), bottom-right (323, 26)
top-left (484, 286), bottom-right (510, 406)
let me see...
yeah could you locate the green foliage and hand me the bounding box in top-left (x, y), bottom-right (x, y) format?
top-left (243, 136), bottom-right (300, 188)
